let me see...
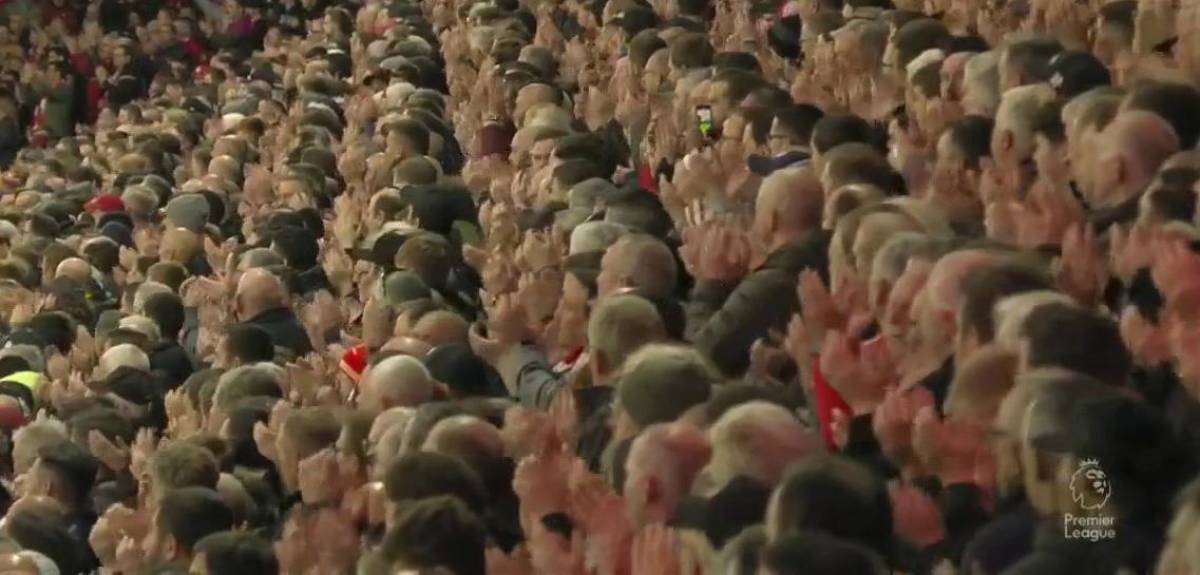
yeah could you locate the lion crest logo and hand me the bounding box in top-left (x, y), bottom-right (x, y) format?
top-left (1069, 459), bottom-right (1112, 511)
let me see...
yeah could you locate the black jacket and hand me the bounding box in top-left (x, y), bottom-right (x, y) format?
top-left (689, 232), bottom-right (831, 376)
top-left (239, 307), bottom-right (313, 357)
top-left (150, 340), bottom-right (194, 390)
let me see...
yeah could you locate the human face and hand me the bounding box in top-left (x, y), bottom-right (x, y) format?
top-left (717, 115), bottom-right (749, 171)
top-left (596, 244), bottom-right (626, 297)
top-left (767, 118), bottom-right (795, 156)
top-left (641, 52), bottom-right (669, 94)
top-left (529, 139), bottom-right (556, 173)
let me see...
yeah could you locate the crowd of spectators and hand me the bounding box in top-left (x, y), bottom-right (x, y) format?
top-left (0, 0), bottom-right (1196, 573)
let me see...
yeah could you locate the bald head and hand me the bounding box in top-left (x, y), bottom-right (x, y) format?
top-left (916, 250), bottom-right (997, 350)
top-left (587, 294), bottom-right (666, 380)
top-left (707, 401), bottom-right (816, 489)
top-left (945, 344), bottom-right (1018, 424)
top-left (597, 234), bottom-right (678, 299)
top-left (756, 168), bottom-right (824, 245)
top-left (993, 84), bottom-right (1057, 164)
top-left (1091, 111), bottom-right (1181, 208)
top-left (514, 83), bottom-right (560, 127)
top-left (411, 311), bottom-right (469, 347)
top-left (99, 343), bottom-right (151, 379)
top-left (54, 258), bottom-right (93, 283)
top-left (235, 268), bottom-right (288, 320)
top-left (422, 415), bottom-right (504, 461)
top-left (360, 355), bottom-right (435, 413)
top-left (852, 212), bottom-right (922, 274)
top-left (160, 227), bottom-right (202, 265)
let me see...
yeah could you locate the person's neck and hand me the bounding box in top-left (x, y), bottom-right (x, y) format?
top-left (1094, 182), bottom-right (1144, 211)
top-left (768, 228), bottom-right (811, 252)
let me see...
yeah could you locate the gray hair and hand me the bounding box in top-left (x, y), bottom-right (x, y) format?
top-left (570, 221), bottom-right (628, 255)
top-left (98, 343), bottom-right (150, 379)
top-left (707, 401), bottom-right (815, 488)
top-left (993, 290), bottom-right (1077, 351)
top-left (213, 363), bottom-right (283, 412)
top-left (963, 51), bottom-right (1000, 116)
top-left (588, 294), bottom-right (666, 371)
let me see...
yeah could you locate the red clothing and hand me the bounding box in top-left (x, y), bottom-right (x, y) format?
top-left (811, 361), bottom-right (851, 451)
top-left (41, 5), bottom-right (78, 33)
top-left (182, 38), bottom-right (206, 64)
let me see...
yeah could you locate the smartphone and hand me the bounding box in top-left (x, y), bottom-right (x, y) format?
top-left (695, 105), bottom-right (717, 141)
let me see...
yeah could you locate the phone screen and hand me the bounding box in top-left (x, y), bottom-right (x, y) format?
top-left (695, 105), bottom-right (716, 140)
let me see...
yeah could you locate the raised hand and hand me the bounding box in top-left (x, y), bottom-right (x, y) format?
top-left (889, 480), bottom-right (946, 548)
top-left (872, 385), bottom-right (936, 469)
top-left (631, 524), bottom-right (681, 575)
top-left (1056, 224), bottom-right (1108, 307)
top-left (298, 448), bottom-right (341, 505)
top-left (88, 430), bottom-right (130, 473)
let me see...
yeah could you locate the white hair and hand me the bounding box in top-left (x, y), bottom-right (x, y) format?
top-left (992, 290), bottom-right (1077, 351)
top-left (133, 281), bottom-right (173, 314)
top-left (706, 401), bottom-right (815, 488)
top-left (995, 83), bottom-right (1057, 159)
top-left (869, 232), bottom-right (943, 306)
top-left (99, 343), bottom-right (151, 379)
top-left (587, 294), bottom-right (665, 370)
top-left (608, 234), bottom-right (678, 299)
top-left (12, 417), bottom-right (67, 474)
top-left (118, 315), bottom-right (162, 348)
top-left (907, 48), bottom-right (946, 80)
top-left (570, 221), bottom-right (628, 255)
top-left (366, 355), bottom-right (434, 407)
top-left (962, 51), bottom-right (1001, 116)
top-left (524, 103), bottom-right (574, 133)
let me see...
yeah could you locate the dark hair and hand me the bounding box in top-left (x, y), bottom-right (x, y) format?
top-left (669, 33), bottom-right (714, 70)
top-left (1021, 303), bottom-right (1132, 386)
top-left (1145, 182), bottom-right (1197, 223)
top-left (394, 157), bottom-right (439, 187)
top-left (892, 19), bottom-right (952, 69)
top-left (628, 30), bottom-right (667, 69)
top-left (1031, 100), bottom-right (1066, 143)
top-left (383, 452), bottom-right (487, 514)
top-left (761, 530), bottom-right (887, 575)
top-left (959, 262), bottom-right (1051, 343)
top-left (1122, 82), bottom-right (1200, 148)
top-left (946, 115), bottom-right (995, 170)
top-left (0, 355), bottom-right (29, 379)
top-left (1004, 37), bottom-right (1064, 85)
top-left (552, 160), bottom-right (606, 190)
top-left (25, 311), bottom-right (75, 354)
top-left (68, 406), bottom-right (135, 446)
top-left (773, 104), bottom-right (825, 147)
top-left (385, 118), bottom-right (432, 155)
top-left (83, 239), bottom-right (120, 274)
top-left (770, 456), bottom-right (893, 560)
top-left (271, 226), bottom-right (319, 270)
top-left (714, 51), bottom-right (762, 74)
top-left (6, 507), bottom-right (85, 573)
top-left (143, 292), bottom-right (185, 340)
top-left (194, 530), bottom-right (279, 575)
top-left (812, 114), bottom-right (880, 155)
top-left (157, 487), bottom-right (235, 553)
top-left (676, 0), bottom-right (711, 18)
top-left (37, 440), bottom-right (99, 508)
top-left (224, 324), bottom-right (276, 365)
top-left (380, 496), bottom-right (487, 575)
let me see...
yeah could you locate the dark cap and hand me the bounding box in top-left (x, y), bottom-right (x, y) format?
top-left (1048, 50), bottom-right (1111, 98)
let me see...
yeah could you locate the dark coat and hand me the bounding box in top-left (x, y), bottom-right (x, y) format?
top-left (689, 232), bottom-right (831, 376)
top-left (239, 307), bottom-right (313, 357)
